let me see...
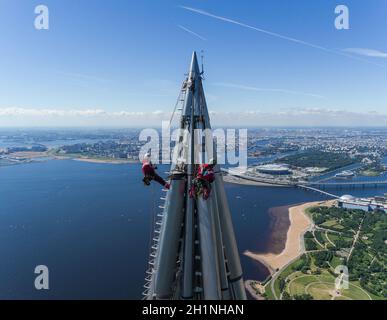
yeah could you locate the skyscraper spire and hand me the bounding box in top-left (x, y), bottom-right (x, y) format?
top-left (144, 52), bottom-right (246, 300)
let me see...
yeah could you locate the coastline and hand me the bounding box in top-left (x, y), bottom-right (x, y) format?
top-left (244, 280), bottom-right (266, 300)
top-left (244, 201), bottom-right (325, 274)
top-left (264, 205), bottom-right (293, 255)
top-left (6, 151), bottom-right (49, 159)
top-left (71, 157), bottom-right (138, 165)
top-left (1, 152), bottom-right (140, 166)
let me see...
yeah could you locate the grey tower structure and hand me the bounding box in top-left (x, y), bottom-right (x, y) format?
top-left (143, 52), bottom-right (246, 300)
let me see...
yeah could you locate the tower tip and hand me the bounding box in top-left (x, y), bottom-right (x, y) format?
top-left (189, 51), bottom-right (201, 77)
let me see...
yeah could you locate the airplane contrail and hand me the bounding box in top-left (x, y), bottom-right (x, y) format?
top-left (178, 25), bottom-right (207, 41)
top-left (180, 6), bottom-right (386, 68)
top-left (343, 48), bottom-right (387, 59)
top-left (211, 82), bottom-right (325, 99)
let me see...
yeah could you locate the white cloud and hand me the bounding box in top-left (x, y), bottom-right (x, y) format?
top-left (0, 108), bottom-right (172, 127)
top-left (342, 48), bottom-right (387, 59)
top-left (210, 108), bottom-right (387, 126)
top-left (0, 108), bottom-right (106, 117)
top-left (0, 108), bottom-right (167, 117)
top-left (1, 107), bottom-right (387, 127)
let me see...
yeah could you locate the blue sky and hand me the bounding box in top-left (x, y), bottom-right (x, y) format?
top-left (1, 0), bottom-right (387, 126)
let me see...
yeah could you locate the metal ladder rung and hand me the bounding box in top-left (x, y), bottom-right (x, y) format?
top-left (150, 252), bottom-right (157, 258)
top-left (153, 237), bottom-right (160, 242)
top-left (142, 290), bottom-right (149, 296)
top-left (154, 229), bottom-right (161, 234)
top-left (156, 221), bottom-right (162, 226)
top-left (145, 275), bottom-right (152, 282)
top-left (157, 213), bottom-right (164, 218)
top-left (160, 197), bottom-right (166, 201)
top-left (148, 259), bottom-right (155, 265)
top-left (158, 205), bottom-right (165, 209)
top-left (151, 245), bottom-right (158, 250)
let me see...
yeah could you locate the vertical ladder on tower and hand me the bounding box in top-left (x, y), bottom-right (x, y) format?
top-left (142, 188), bottom-right (169, 298)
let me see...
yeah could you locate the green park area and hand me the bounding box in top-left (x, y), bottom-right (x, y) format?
top-left (359, 163), bottom-right (387, 177)
top-left (264, 205), bottom-right (386, 300)
top-left (276, 150), bottom-right (357, 172)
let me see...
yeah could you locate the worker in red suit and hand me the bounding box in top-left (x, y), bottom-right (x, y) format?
top-left (142, 153), bottom-right (170, 189)
top-left (189, 159), bottom-right (216, 200)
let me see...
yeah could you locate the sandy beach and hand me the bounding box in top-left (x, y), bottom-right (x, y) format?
top-left (8, 151), bottom-right (49, 159)
top-left (244, 201), bottom-right (325, 273)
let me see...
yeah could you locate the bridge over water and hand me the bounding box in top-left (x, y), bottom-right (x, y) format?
top-left (296, 185), bottom-right (340, 199)
top-left (307, 180), bottom-right (387, 187)
top-left (224, 169), bottom-right (387, 188)
top-left (223, 168), bottom-right (387, 199)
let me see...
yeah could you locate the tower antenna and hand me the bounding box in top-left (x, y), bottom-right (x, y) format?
top-left (200, 50), bottom-right (205, 77)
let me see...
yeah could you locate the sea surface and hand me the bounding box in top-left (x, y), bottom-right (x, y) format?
top-left (0, 160), bottom-right (386, 299)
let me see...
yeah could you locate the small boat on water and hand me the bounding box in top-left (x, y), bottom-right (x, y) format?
top-left (335, 170), bottom-right (355, 179)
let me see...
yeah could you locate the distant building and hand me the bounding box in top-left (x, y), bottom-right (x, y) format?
top-left (334, 170), bottom-right (355, 179)
top-left (361, 157), bottom-right (373, 165)
top-left (255, 164), bottom-right (291, 175)
top-left (338, 194), bottom-right (386, 213)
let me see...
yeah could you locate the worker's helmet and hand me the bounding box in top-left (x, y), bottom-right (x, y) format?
top-left (143, 152), bottom-right (152, 164)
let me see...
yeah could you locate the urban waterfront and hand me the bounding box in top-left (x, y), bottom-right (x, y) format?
top-left (0, 160), bottom-right (386, 299)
